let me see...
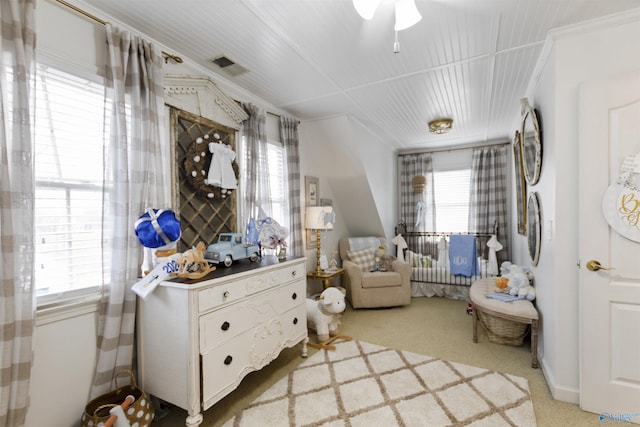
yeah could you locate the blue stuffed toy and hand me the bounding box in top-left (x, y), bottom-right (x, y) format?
top-left (134, 208), bottom-right (181, 248)
top-left (134, 208), bottom-right (181, 276)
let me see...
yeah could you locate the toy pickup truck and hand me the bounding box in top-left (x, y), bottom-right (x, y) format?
top-left (205, 233), bottom-right (260, 267)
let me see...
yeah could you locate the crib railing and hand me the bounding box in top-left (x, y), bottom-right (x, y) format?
top-left (401, 231), bottom-right (493, 285)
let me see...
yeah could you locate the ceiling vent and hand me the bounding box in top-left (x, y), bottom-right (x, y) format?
top-left (210, 55), bottom-right (249, 77)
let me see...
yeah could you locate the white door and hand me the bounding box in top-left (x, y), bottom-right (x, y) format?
top-left (579, 71), bottom-right (640, 423)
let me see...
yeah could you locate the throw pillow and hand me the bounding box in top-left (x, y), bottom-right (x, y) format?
top-left (347, 247), bottom-right (375, 272)
top-left (422, 255), bottom-right (432, 268)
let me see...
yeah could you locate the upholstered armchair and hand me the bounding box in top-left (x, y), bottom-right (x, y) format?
top-left (338, 237), bottom-right (411, 309)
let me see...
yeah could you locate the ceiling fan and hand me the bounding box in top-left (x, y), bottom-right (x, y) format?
top-left (352, 0), bottom-right (422, 52)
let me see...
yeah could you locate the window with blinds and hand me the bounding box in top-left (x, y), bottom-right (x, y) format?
top-left (34, 65), bottom-right (107, 304)
top-left (433, 169), bottom-right (471, 232)
top-left (267, 140), bottom-right (289, 230)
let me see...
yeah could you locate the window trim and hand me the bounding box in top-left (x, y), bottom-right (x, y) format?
top-left (36, 286), bottom-right (101, 325)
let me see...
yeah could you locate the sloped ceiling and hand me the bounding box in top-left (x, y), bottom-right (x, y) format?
top-left (67, 0), bottom-right (640, 150)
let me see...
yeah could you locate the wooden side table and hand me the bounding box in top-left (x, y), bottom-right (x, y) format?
top-left (306, 268), bottom-right (345, 289)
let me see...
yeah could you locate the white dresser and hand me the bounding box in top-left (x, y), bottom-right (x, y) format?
top-left (137, 256), bottom-right (308, 427)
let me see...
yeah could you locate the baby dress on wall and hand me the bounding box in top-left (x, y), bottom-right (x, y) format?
top-left (207, 142), bottom-right (238, 190)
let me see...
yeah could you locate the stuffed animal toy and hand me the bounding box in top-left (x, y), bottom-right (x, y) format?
top-left (499, 261), bottom-right (513, 276)
top-left (373, 246), bottom-right (386, 271)
top-left (373, 245), bottom-right (395, 271)
top-left (306, 287), bottom-right (346, 342)
top-left (501, 262), bottom-right (536, 301)
top-left (495, 276), bottom-right (509, 291)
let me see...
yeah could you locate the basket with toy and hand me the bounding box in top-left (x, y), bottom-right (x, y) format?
top-left (474, 261), bottom-right (537, 347)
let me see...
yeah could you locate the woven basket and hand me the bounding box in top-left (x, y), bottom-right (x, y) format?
top-left (477, 310), bottom-right (529, 346)
top-left (81, 370), bottom-right (154, 427)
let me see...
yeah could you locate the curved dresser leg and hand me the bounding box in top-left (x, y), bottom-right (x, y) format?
top-left (186, 412), bottom-right (203, 427)
top-left (301, 336), bottom-right (309, 358)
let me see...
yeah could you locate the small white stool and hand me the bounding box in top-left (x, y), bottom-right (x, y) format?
top-left (470, 278), bottom-right (539, 368)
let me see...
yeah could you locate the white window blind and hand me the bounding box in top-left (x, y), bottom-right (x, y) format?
top-left (267, 140), bottom-right (289, 230)
top-left (433, 169), bottom-right (471, 232)
top-left (34, 65), bottom-right (107, 304)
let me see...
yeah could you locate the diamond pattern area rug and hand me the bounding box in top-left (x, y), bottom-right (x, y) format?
top-left (223, 340), bottom-right (537, 427)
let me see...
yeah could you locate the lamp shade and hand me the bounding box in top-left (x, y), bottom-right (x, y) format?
top-left (305, 206), bottom-right (334, 230)
top-left (394, 0), bottom-right (422, 31)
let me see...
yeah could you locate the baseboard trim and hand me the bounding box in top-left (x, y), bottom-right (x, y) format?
top-left (539, 355), bottom-right (580, 404)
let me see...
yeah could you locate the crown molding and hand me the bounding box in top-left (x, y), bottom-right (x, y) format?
top-left (164, 74), bottom-right (248, 126)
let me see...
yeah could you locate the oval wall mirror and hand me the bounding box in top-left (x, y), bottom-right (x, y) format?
top-left (521, 98), bottom-right (542, 185)
top-left (513, 130), bottom-right (527, 235)
top-left (527, 191), bottom-right (541, 266)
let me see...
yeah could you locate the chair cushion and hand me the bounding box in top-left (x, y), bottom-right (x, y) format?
top-left (347, 247), bottom-right (375, 272)
top-left (362, 271), bottom-right (402, 288)
top-left (470, 278), bottom-right (538, 320)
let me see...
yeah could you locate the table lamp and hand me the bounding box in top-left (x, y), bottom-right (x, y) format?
top-left (305, 206), bottom-right (334, 274)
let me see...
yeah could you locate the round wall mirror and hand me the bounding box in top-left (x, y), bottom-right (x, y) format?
top-left (521, 98), bottom-right (542, 185)
top-left (527, 192), bottom-right (541, 266)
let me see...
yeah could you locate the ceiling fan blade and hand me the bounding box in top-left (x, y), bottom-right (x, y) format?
top-left (394, 0), bottom-right (422, 30)
top-left (353, 0), bottom-right (383, 20)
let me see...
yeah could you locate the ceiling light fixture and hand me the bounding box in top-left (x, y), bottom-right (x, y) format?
top-left (428, 118), bottom-right (453, 134)
top-left (353, 0), bottom-right (422, 53)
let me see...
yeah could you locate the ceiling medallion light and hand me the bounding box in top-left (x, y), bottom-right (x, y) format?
top-left (428, 118), bottom-right (453, 134)
top-left (353, 0), bottom-right (422, 53)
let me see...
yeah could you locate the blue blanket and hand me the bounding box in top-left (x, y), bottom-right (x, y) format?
top-left (485, 293), bottom-right (524, 302)
top-left (449, 234), bottom-right (480, 277)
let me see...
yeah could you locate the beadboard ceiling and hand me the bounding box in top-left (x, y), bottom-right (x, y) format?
top-left (76, 0), bottom-right (640, 150)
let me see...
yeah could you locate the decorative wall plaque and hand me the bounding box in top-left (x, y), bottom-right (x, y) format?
top-left (602, 153), bottom-right (640, 242)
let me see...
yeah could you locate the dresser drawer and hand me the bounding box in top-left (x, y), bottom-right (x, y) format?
top-left (199, 302), bottom-right (256, 352)
top-left (197, 263), bottom-right (303, 313)
top-left (275, 279), bottom-right (305, 315)
top-left (201, 304), bottom-right (307, 406)
top-left (201, 329), bottom-right (252, 405)
top-left (245, 262), bottom-right (304, 295)
top-left (199, 279), bottom-right (305, 353)
top-left (280, 303), bottom-right (307, 342)
top-left (198, 282), bottom-right (246, 313)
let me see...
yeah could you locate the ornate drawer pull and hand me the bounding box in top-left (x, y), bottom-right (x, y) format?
top-left (291, 270), bottom-right (296, 277)
top-left (293, 317), bottom-right (298, 325)
top-left (224, 355), bottom-right (233, 365)
top-left (221, 321), bottom-right (230, 331)
top-left (291, 292), bottom-right (297, 300)
top-left (223, 291), bottom-right (230, 299)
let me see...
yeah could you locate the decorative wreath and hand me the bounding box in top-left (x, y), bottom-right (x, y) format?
top-left (183, 132), bottom-right (239, 200)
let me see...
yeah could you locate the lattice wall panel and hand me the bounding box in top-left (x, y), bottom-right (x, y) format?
top-left (171, 108), bottom-right (238, 252)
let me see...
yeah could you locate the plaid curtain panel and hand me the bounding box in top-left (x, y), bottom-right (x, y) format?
top-left (91, 24), bottom-right (168, 399)
top-left (0, 1), bottom-right (36, 424)
top-left (280, 116), bottom-right (303, 257)
top-left (398, 153), bottom-right (434, 233)
top-left (468, 146), bottom-right (509, 263)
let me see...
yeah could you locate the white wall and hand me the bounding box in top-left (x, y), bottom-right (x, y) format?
top-left (27, 313), bottom-right (98, 427)
top-left (299, 115), bottom-right (398, 273)
top-left (513, 9), bottom-right (640, 404)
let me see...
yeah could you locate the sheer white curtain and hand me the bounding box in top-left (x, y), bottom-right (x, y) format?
top-left (240, 103), bottom-right (272, 233)
top-left (0, 1), bottom-right (36, 425)
top-left (280, 116), bottom-right (303, 256)
top-left (90, 24), bottom-right (168, 398)
top-left (468, 145), bottom-right (509, 263)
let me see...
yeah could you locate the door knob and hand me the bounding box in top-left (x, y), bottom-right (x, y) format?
top-left (586, 260), bottom-right (613, 272)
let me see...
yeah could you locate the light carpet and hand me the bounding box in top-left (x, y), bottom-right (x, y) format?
top-left (222, 340), bottom-right (537, 427)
